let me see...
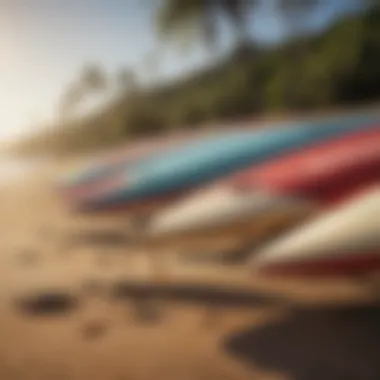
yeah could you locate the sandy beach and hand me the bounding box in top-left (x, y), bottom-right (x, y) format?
top-left (0, 158), bottom-right (378, 380)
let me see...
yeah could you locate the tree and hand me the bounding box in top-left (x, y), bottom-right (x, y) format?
top-left (59, 82), bottom-right (84, 119)
top-left (157, 0), bottom-right (257, 51)
top-left (58, 63), bottom-right (108, 121)
top-left (80, 63), bottom-right (107, 93)
top-left (278, 0), bottom-right (320, 38)
top-left (116, 68), bottom-right (138, 94)
top-left (276, 0), bottom-right (320, 107)
top-left (157, 0), bottom-right (324, 51)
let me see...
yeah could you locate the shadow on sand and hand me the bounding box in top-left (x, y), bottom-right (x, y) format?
top-left (111, 280), bottom-right (284, 309)
top-left (14, 291), bottom-right (80, 316)
top-left (179, 246), bottom-right (253, 266)
top-left (224, 303), bottom-right (380, 380)
top-left (64, 228), bottom-right (133, 248)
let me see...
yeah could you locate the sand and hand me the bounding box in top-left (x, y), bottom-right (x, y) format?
top-left (0, 160), bottom-right (379, 380)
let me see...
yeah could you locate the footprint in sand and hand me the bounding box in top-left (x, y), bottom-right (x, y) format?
top-left (80, 319), bottom-right (109, 340)
top-left (17, 248), bottom-right (40, 266)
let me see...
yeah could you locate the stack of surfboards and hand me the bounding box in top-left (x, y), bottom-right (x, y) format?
top-left (66, 130), bottom-right (258, 215)
top-left (57, 130), bottom-right (219, 205)
top-left (73, 113), bottom-right (380, 219)
top-left (57, 123), bottom-right (258, 206)
top-left (146, 127), bottom-right (380, 255)
top-left (250, 185), bottom-right (380, 278)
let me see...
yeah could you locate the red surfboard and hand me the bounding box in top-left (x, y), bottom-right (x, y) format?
top-left (231, 127), bottom-right (380, 204)
top-left (149, 127), bottom-right (380, 237)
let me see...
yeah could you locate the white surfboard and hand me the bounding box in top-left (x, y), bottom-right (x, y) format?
top-left (148, 185), bottom-right (312, 237)
top-left (251, 186), bottom-right (380, 277)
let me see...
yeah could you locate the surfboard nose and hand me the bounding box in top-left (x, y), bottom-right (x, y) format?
top-left (250, 186), bottom-right (380, 278)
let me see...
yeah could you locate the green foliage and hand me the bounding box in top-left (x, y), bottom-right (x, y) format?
top-left (58, 63), bottom-right (108, 121)
top-left (80, 64), bottom-right (107, 92)
top-left (14, 6), bottom-right (380, 156)
top-left (157, 0), bottom-right (257, 49)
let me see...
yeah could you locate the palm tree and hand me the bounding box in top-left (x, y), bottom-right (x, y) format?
top-left (80, 63), bottom-right (107, 93)
top-left (278, 0), bottom-right (319, 37)
top-left (157, 0), bottom-right (257, 51)
top-left (157, 0), bottom-right (320, 51)
top-left (278, 0), bottom-right (320, 107)
top-left (59, 82), bottom-right (84, 119)
top-left (59, 63), bottom-right (108, 120)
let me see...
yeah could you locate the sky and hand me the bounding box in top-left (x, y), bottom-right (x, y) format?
top-left (0, 0), bottom-right (363, 142)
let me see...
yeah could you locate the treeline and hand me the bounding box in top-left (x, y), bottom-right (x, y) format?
top-left (14, 5), bottom-right (380, 155)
